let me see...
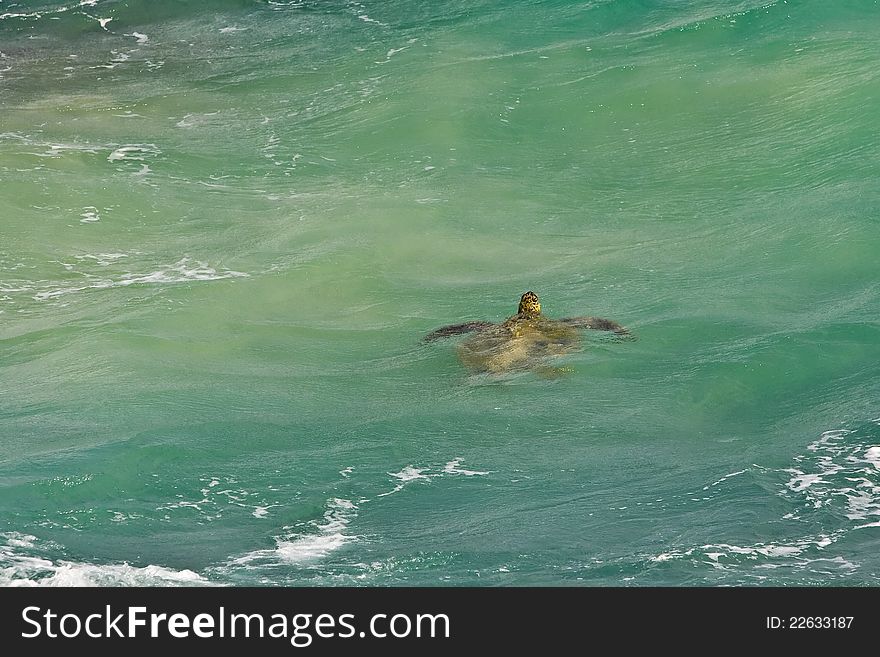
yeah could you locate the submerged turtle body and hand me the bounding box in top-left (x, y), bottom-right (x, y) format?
top-left (456, 318), bottom-right (579, 374)
top-left (425, 291), bottom-right (629, 374)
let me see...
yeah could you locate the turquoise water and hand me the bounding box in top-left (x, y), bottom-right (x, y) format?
top-left (1, 0), bottom-right (879, 586)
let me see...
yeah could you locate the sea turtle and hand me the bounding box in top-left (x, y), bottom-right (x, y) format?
top-left (424, 291), bottom-right (630, 375)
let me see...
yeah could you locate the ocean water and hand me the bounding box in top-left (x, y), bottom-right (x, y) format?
top-left (1, 0), bottom-right (879, 586)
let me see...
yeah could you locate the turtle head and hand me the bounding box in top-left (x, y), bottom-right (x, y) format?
top-left (518, 291), bottom-right (541, 316)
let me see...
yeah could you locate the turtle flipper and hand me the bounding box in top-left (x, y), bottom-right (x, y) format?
top-left (423, 321), bottom-right (495, 342)
top-left (560, 316), bottom-right (632, 337)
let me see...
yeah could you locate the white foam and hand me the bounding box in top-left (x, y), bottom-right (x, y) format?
top-left (649, 528), bottom-right (849, 570)
top-left (844, 492), bottom-right (874, 520)
top-left (357, 14), bottom-right (386, 26)
top-left (127, 31), bottom-right (149, 44)
top-left (443, 458), bottom-right (490, 476)
top-left (75, 253), bottom-right (128, 264)
top-left (33, 258), bottom-right (248, 301)
top-left (0, 533), bottom-right (211, 587)
top-left (865, 446), bottom-right (880, 469)
top-left (386, 46), bottom-right (409, 58)
top-left (160, 499), bottom-right (206, 512)
top-left (807, 429), bottom-right (852, 451)
top-left (120, 260), bottom-right (249, 285)
top-left (2, 532), bottom-right (38, 550)
top-left (107, 144), bottom-right (158, 162)
top-left (0, 11), bottom-right (44, 20)
top-left (274, 532), bottom-right (347, 562)
top-left (228, 498), bottom-right (357, 566)
top-left (377, 466), bottom-right (430, 497)
top-left (702, 469), bottom-right (747, 490)
top-left (785, 471), bottom-right (823, 492)
top-left (758, 545), bottom-right (803, 558)
top-left (785, 429), bottom-right (880, 522)
top-left (79, 206), bottom-right (100, 223)
top-left (40, 143), bottom-right (101, 157)
top-left (78, 12), bottom-right (112, 29)
top-left (175, 112), bottom-right (219, 129)
top-left (219, 457), bottom-right (489, 572)
top-left (4, 562), bottom-right (209, 587)
top-left (375, 458), bottom-right (491, 497)
top-left (82, 15), bottom-right (112, 29)
top-left (811, 556), bottom-right (859, 571)
top-left (391, 466), bottom-right (430, 482)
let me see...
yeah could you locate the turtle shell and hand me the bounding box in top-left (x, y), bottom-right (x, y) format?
top-left (455, 317), bottom-right (580, 374)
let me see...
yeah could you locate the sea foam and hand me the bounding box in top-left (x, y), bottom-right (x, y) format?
top-left (0, 533), bottom-right (212, 587)
top-left (227, 498), bottom-right (358, 567)
top-left (33, 258), bottom-right (248, 301)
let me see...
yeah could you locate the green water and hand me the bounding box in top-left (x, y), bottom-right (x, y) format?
top-left (1, 0), bottom-right (879, 585)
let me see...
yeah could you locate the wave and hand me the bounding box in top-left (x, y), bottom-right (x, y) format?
top-left (637, 419), bottom-right (880, 583)
top-left (0, 0), bottom-right (254, 29)
top-left (218, 456), bottom-right (490, 577)
top-left (0, 532), bottom-right (213, 587)
top-left (223, 497), bottom-right (359, 568)
top-left (782, 424), bottom-right (880, 525)
top-left (32, 258), bottom-right (248, 301)
top-left (377, 458), bottom-right (491, 498)
top-left (648, 532), bottom-right (855, 577)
